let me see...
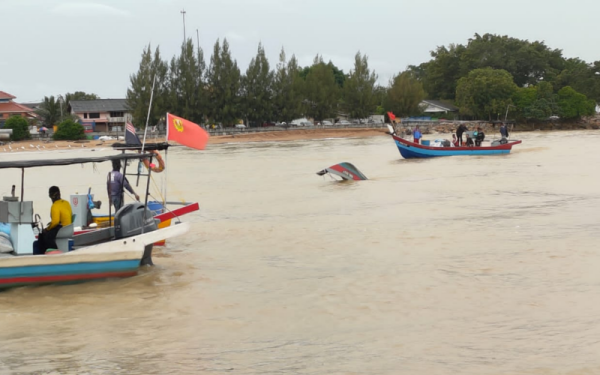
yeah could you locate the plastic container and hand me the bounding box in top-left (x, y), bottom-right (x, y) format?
top-left (147, 201), bottom-right (164, 216)
top-left (421, 140), bottom-right (430, 146)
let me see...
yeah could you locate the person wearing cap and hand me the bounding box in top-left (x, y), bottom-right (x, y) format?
top-left (107, 159), bottom-right (139, 212)
top-left (34, 186), bottom-right (72, 254)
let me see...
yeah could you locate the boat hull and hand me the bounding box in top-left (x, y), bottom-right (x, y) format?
top-left (392, 135), bottom-right (521, 159)
top-left (0, 222), bottom-right (190, 289)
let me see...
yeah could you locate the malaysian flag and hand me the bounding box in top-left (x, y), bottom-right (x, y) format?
top-left (125, 122), bottom-right (141, 145)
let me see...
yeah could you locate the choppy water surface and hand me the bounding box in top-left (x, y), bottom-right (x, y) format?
top-left (0, 130), bottom-right (599, 375)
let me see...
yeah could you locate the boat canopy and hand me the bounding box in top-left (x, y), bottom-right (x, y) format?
top-left (0, 153), bottom-right (151, 170)
top-left (111, 142), bottom-right (170, 151)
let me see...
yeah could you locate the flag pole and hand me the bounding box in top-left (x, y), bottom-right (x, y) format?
top-left (141, 74), bottom-right (157, 154)
top-left (164, 113), bottom-right (169, 207)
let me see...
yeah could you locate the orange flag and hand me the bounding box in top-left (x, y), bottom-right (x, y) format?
top-left (166, 113), bottom-right (209, 150)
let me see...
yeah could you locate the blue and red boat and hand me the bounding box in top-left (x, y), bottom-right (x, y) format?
top-left (388, 126), bottom-right (521, 159)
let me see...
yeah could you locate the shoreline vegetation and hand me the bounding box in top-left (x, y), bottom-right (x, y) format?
top-left (1, 121), bottom-right (599, 153)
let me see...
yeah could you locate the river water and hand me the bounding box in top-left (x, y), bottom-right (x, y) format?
top-left (0, 130), bottom-right (599, 375)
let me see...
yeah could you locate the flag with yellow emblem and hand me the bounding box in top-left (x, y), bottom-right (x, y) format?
top-left (166, 113), bottom-right (210, 150)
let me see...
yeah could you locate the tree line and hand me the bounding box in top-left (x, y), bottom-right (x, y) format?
top-left (30, 33), bottom-right (599, 129)
top-left (126, 39), bottom-right (425, 128)
top-left (410, 33), bottom-right (599, 121)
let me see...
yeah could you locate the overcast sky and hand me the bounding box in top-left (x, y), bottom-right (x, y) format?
top-left (1, 0), bottom-right (599, 102)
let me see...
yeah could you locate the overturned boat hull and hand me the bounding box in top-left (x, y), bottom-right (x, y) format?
top-left (317, 162), bottom-right (368, 181)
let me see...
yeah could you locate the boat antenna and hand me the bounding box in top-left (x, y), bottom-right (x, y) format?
top-left (141, 74), bottom-right (157, 154)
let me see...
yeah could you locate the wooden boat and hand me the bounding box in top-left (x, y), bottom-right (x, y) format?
top-left (387, 125), bottom-right (521, 159)
top-left (0, 153), bottom-right (194, 289)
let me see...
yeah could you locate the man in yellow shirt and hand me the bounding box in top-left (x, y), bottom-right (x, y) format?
top-left (34, 186), bottom-right (72, 254)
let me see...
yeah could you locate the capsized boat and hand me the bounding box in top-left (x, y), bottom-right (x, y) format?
top-left (387, 125), bottom-right (521, 159)
top-left (316, 162), bottom-right (368, 181)
top-left (0, 153), bottom-right (194, 289)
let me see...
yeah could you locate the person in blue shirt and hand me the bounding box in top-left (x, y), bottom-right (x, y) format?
top-left (413, 126), bottom-right (422, 144)
top-left (107, 159), bottom-right (139, 212)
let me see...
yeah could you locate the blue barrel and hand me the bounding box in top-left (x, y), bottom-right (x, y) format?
top-left (421, 140), bottom-right (430, 146)
top-left (147, 201), bottom-right (164, 216)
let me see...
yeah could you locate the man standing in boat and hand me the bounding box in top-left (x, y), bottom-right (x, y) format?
top-left (500, 123), bottom-right (509, 139)
top-left (107, 159), bottom-right (140, 212)
top-left (34, 186), bottom-right (72, 254)
top-left (413, 126), bottom-right (422, 144)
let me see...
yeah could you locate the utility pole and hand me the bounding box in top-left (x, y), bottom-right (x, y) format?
top-left (180, 9), bottom-right (187, 42)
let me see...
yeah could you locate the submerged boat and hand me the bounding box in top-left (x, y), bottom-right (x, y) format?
top-left (0, 153), bottom-right (194, 289)
top-left (316, 162), bottom-right (368, 181)
top-left (387, 125), bottom-right (522, 159)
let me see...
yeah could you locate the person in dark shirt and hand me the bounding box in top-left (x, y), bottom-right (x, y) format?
top-left (456, 124), bottom-right (468, 146)
top-left (475, 127), bottom-right (485, 146)
top-left (500, 123), bottom-right (509, 139)
top-left (107, 159), bottom-right (139, 212)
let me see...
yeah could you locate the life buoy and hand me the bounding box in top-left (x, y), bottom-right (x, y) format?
top-left (142, 150), bottom-right (165, 173)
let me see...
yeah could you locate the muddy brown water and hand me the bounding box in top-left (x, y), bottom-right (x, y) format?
top-left (0, 131), bottom-right (598, 375)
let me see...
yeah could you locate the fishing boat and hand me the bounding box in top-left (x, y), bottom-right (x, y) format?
top-left (69, 142), bottom-right (199, 246)
top-left (387, 125), bottom-right (521, 159)
top-left (0, 153), bottom-right (193, 289)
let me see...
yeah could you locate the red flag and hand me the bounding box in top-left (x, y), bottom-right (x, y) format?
top-left (387, 112), bottom-right (396, 121)
top-left (166, 113), bottom-right (209, 150)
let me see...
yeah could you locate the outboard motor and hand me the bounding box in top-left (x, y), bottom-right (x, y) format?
top-left (114, 203), bottom-right (158, 239)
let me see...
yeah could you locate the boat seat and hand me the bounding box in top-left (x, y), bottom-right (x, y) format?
top-left (55, 224), bottom-right (74, 252)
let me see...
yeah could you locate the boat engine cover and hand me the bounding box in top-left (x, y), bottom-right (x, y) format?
top-left (114, 203), bottom-right (158, 239)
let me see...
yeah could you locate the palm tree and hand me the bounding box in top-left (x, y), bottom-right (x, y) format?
top-left (35, 96), bottom-right (62, 127)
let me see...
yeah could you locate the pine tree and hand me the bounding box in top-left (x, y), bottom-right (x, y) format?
top-left (272, 48), bottom-right (304, 123)
top-left (206, 39), bottom-right (241, 126)
top-left (241, 43), bottom-right (273, 125)
top-left (167, 39), bottom-right (205, 124)
top-left (344, 52), bottom-right (378, 120)
top-left (303, 55), bottom-right (339, 122)
top-left (127, 44), bottom-right (168, 128)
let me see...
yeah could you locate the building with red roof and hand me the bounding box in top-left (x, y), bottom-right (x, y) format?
top-left (0, 91), bottom-right (36, 127)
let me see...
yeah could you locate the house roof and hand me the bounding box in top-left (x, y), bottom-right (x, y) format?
top-left (20, 102), bottom-right (42, 109)
top-left (70, 99), bottom-right (129, 113)
top-left (0, 102), bottom-right (35, 114)
top-left (0, 91), bottom-right (16, 100)
top-left (422, 100), bottom-right (459, 112)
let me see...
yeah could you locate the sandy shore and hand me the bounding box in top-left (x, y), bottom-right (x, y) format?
top-left (0, 128), bottom-right (389, 152)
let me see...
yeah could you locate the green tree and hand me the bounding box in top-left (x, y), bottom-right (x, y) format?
top-left (327, 61), bottom-right (346, 88)
top-left (456, 68), bottom-right (518, 120)
top-left (556, 86), bottom-right (596, 119)
top-left (53, 119), bottom-right (85, 140)
top-left (384, 72), bottom-right (425, 117)
top-left (206, 39), bottom-right (241, 126)
top-left (4, 116), bottom-right (30, 141)
top-left (241, 43), bottom-right (273, 125)
top-left (419, 43), bottom-right (466, 100)
top-left (167, 39), bottom-right (205, 124)
top-left (35, 96), bottom-right (63, 127)
top-left (272, 48), bottom-right (304, 123)
top-left (127, 44), bottom-right (168, 128)
top-left (512, 82), bottom-right (560, 121)
top-left (303, 55), bottom-right (339, 121)
top-left (343, 52), bottom-right (378, 120)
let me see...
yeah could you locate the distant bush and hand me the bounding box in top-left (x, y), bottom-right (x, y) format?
top-left (3, 116), bottom-right (31, 141)
top-left (53, 120), bottom-right (85, 140)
